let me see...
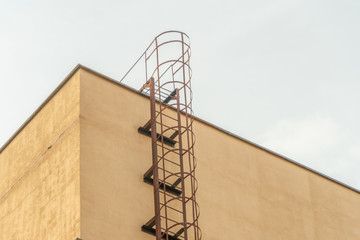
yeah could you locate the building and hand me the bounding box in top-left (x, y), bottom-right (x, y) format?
top-left (1, 64), bottom-right (360, 239)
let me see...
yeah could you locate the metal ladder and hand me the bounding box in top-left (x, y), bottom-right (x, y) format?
top-left (138, 31), bottom-right (201, 240)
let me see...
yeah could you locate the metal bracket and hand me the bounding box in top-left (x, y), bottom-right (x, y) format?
top-left (143, 166), bottom-right (182, 196)
top-left (141, 217), bottom-right (181, 240)
top-left (138, 127), bottom-right (176, 147)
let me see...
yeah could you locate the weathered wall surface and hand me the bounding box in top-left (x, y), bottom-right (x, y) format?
top-left (195, 122), bottom-right (360, 239)
top-left (79, 67), bottom-right (360, 240)
top-left (1, 66), bottom-right (359, 240)
top-left (0, 73), bottom-right (81, 240)
top-left (80, 69), bottom-right (154, 240)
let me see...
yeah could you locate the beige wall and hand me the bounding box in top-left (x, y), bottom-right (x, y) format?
top-left (0, 72), bottom-right (81, 239)
top-left (196, 122), bottom-right (360, 239)
top-left (80, 69), bottom-right (154, 240)
top-left (79, 67), bottom-right (360, 240)
top-left (1, 66), bottom-right (359, 240)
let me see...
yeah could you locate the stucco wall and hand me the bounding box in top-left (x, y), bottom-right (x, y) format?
top-left (0, 72), bottom-right (81, 239)
top-left (80, 69), bottom-right (154, 240)
top-left (196, 121), bottom-right (360, 239)
top-left (1, 66), bottom-right (359, 240)
top-left (79, 67), bottom-right (360, 240)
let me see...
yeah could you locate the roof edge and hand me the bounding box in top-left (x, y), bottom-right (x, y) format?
top-left (1, 64), bottom-right (359, 195)
top-left (0, 64), bottom-right (82, 154)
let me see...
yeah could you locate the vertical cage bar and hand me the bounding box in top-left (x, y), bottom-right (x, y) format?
top-left (176, 88), bottom-right (189, 239)
top-left (149, 77), bottom-right (162, 240)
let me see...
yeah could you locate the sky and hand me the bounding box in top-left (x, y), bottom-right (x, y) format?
top-left (0, 0), bottom-right (359, 190)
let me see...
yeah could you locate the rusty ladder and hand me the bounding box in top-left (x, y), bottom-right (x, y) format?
top-left (138, 31), bottom-right (201, 240)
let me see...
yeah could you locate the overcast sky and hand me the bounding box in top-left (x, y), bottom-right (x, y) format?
top-left (0, 0), bottom-right (359, 190)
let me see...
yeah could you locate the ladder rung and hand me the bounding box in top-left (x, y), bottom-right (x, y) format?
top-left (171, 177), bottom-right (182, 188)
top-left (143, 176), bottom-right (182, 196)
top-left (173, 228), bottom-right (185, 238)
top-left (141, 225), bottom-right (181, 240)
top-left (163, 89), bottom-right (177, 104)
top-left (138, 127), bottom-right (176, 147)
top-left (170, 130), bottom-right (179, 139)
